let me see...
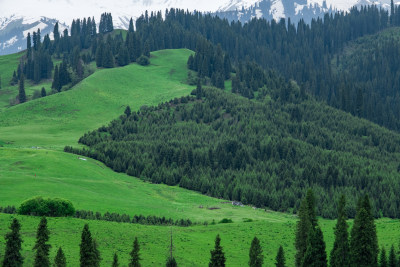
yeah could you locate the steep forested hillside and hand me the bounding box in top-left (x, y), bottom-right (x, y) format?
top-left (66, 85), bottom-right (400, 219)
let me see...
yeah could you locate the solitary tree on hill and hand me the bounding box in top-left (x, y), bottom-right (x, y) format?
top-left (54, 247), bottom-right (66, 267)
top-left (275, 246), bottom-right (286, 267)
top-left (2, 218), bottom-right (24, 267)
top-left (33, 217), bottom-right (51, 267)
top-left (249, 236), bottom-right (263, 267)
top-left (209, 234), bottom-right (226, 267)
top-left (129, 237), bottom-right (141, 267)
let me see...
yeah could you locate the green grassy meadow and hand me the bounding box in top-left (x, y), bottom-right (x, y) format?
top-left (0, 48), bottom-right (399, 266)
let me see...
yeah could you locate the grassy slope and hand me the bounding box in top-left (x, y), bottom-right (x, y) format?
top-left (0, 49), bottom-right (194, 149)
top-left (0, 48), bottom-right (399, 266)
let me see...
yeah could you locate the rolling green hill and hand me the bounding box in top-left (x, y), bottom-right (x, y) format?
top-left (1, 48), bottom-right (400, 266)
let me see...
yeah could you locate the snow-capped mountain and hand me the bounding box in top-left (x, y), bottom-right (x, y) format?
top-left (0, 0), bottom-right (394, 55)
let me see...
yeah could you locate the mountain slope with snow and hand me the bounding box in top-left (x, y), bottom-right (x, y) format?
top-left (0, 0), bottom-right (395, 55)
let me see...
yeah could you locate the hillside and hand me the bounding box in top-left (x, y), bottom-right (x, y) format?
top-left (0, 49), bottom-right (194, 149)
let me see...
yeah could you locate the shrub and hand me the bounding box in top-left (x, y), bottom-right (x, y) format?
top-left (219, 218), bottom-right (233, 224)
top-left (137, 55), bottom-right (150, 66)
top-left (18, 196), bottom-right (75, 217)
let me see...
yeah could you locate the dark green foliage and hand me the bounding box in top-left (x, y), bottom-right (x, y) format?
top-left (295, 189), bottom-right (317, 267)
top-left (330, 195), bottom-right (350, 267)
top-left (41, 87), bottom-right (46, 97)
top-left (74, 209), bottom-right (193, 226)
top-left (129, 237), bottom-right (141, 267)
top-left (249, 236), bottom-right (263, 267)
top-left (54, 247), bottom-right (66, 267)
top-left (209, 234), bottom-right (226, 267)
top-left (218, 218), bottom-right (233, 224)
top-left (2, 218), bottom-right (24, 267)
top-left (380, 247), bottom-right (388, 267)
top-left (18, 196), bottom-right (75, 217)
top-left (18, 74), bottom-right (26, 104)
top-left (301, 227), bottom-right (327, 267)
top-left (166, 257), bottom-right (177, 267)
top-left (137, 55), bottom-right (150, 66)
top-left (80, 224), bottom-right (101, 267)
top-left (125, 106), bottom-right (131, 117)
top-left (99, 13), bottom-right (113, 34)
top-left (68, 85), bottom-right (400, 218)
top-left (275, 246), bottom-right (286, 267)
top-left (388, 245), bottom-right (397, 267)
top-left (52, 65), bottom-right (60, 91)
top-left (10, 70), bottom-right (18, 85)
top-left (112, 253), bottom-right (119, 267)
top-left (350, 195), bottom-right (378, 267)
top-left (33, 217), bottom-right (51, 267)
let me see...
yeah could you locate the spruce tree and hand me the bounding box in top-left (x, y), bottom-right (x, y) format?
top-left (80, 224), bottom-right (100, 267)
top-left (249, 236), bottom-right (263, 267)
top-left (54, 247), bottom-right (66, 267)
top-left (350, 195), bottom-right (378, 267)
top-left (112, 253), bottom-right (119, 267)
top-left (52, 65), bottom-right (60, 91)
top-left (166, 257), bottom-right (177, 267)
top-left (128, 18), bottom-right (134, 33)
top-left (125, 105), bottom-right (131, 117)
top-left (53, 22), bottom-right (60, 41)
top-left (380, 247), bottom-right (388, 267)
top-left (330, 195), bottom-right (350, 267)
top-left (33, 217), bottom-right (51, 267)
top-left (388, 245), bottom-right (396, 267)
top-left (18, 74), bottom-right (26, 103)
top-left (129, 237), bottom-right (141, 267)
top-left (40, 87), bottom-right (46, 97)
top-left (2, 218), bottom-right (24, 267)
top-left (209, 234), bottom-right (226, 267)
top-left (295, 189), bottom-right (317, 267)
top-left (275, 246), bottom-right (286, 267)
top-left (301, 227), bottom-right (327, 267)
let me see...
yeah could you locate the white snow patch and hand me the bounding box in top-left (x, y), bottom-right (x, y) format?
top-left (255, 8), bottom-right (263, 18)
top-left (2, 36), bottom-right (18, 49)
top-left (23, 21), bottom-right (48, 38)
top-left (294, 3), bottom-right (307, 15)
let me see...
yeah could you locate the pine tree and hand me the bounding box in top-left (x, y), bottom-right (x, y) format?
top-left (295, 189), bottom-right (317, 267)
top-left (54, 247), bottom-right (66, 267)
top-left (33, 217), bottom-right (51, 267)
top-left (196, 79), bottom-right (202, 99)
top-left (209, 234), bottom-right (226, 267)
top-left (388, 245), bottom-right (396, 267)
top-left (350, 195), bottom-right (378, 267)
top-left (330, 195), bottom-right (350, 267)
top-left (301, 227), bottom-right (327, 267)
top-left (18, 74), bottom-right (26, 103)
top-left (129, 237), bottom-right (141, 267)
top-left (102, 44), bottom-right (114, 68)
top-left (166, 230), bottom-right (177, 267)
top-left (128, 18), bottom-right (134, 33)
top-left (2, 218), bottom-right (24, 267)
top-left (52, 65), bottom-right (60, 91)
top-left (112, 253), bottom-right (119, 267)
top-left (275, 246), bottom-right (286, 267)
top-left (144, 41), bottom-right (150, 58)
top-left (380, 247), bottom-right (388, 267)
top-left (80, 224), bottom-right (100, 267)
top-left (249, 236), bottom-right (263, 267)
top-left (54, 22), bottom-right (60, 41)
top-left (125, 105), bottom-right (131, 117)
top-left (27, 33), bottom-right (32, 58)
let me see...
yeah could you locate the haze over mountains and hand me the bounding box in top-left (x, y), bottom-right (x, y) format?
top-left (0, 0), bottom-right (396, 55)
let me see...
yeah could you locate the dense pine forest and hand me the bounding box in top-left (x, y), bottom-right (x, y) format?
top-left (65, 85), bottom-right (400, 219)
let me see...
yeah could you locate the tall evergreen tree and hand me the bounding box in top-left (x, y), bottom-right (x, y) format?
top-left (52, 65), bottom-right (60, 91)
top-left (54, 247), bottom-right (66, 267)
top-left (295, 189), bottom-right (317, 267)
top-left (380, 247), bottom-right (388, 267)
top-left (129, 237), bottom-right (141, 267)
top-left (54, 22), bottom-right (60, 41)
top-left (350, 195), bottom-right (378, 267)
top-left (388, 245), bottom-right (397, 267)
top-left (33, 217), bottom-right (51, 267)
top-left (112, 253), bottom-right (119, 267)
top-left (209, 234), bottom-right (226, 267)
top-left (275, 246), bottom-right (286, 267)
top-left (249, 236), bottom-right (263, 267)
top-left (128, 18), bottom-right (134, 33)
top-left (330, 195), bottom-right (350, 267)
top-left (18, 74), bottom-right (26, 104)
top-left (27, 32), bottom-right (32, 58)
top-left (80, 224), bottom-right (100, 267)
top-left (301, 226), bottom-right (328, 267)
top-left (2, 218), bottom-right (24, 267)
top-left (166, 230), bottom-right (177, 267)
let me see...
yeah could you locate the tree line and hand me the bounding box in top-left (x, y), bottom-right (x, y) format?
top-left (0, 216), bottom-right (286, 266)
top-left (2, 191), bottom-right (399, 266)
top-left (66, 84), bottom-right (400, 219)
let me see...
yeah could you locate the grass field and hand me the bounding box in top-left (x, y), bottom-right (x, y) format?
top-left (1, 48), bottom-right (399, 266)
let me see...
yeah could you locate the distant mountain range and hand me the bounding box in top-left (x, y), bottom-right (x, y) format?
top-left (0, 0), bottom-right (396, 55)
